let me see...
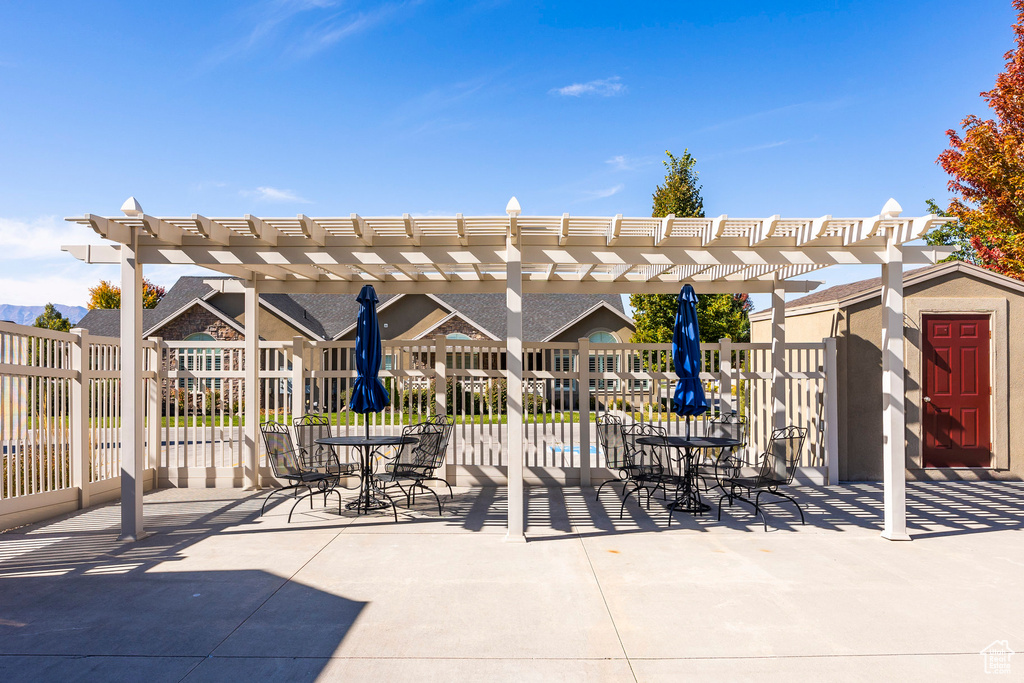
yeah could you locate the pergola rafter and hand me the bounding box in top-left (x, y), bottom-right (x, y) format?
top-left (63, 198), bottom-right (954, 543)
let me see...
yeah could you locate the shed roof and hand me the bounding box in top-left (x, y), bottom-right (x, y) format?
top-left (749, 261), bottom-right (1024, 320)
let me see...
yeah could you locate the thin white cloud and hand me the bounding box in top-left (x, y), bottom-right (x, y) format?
top-left (208, 0), bottom-right (421, 65)
top-left (550, 76), bottom-right (626, 98)
top-left (293, 2), bottom-right (416, 58)
top-left (0, 216), bottom-right (104, 260)
top-left (605, 154), bottom-right (656, 171)
top-left (703, 138), bottom-right (816, 162)
top-left (241, 186), bottom-right (311, 203)
top-left (697, 98), bottom-right (852, 133)
top-left (579, 184), bottom-right (624, 201)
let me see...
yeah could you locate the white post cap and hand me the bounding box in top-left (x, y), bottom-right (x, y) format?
top-left (505, 196), bottom-right (521, 217)
top-left (121, 196), bottom-right (143, 217)
top-left (880, 198), bottom-right (902, 218)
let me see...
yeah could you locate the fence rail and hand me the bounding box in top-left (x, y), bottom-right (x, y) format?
top-left (1, 321), bottom-right (838, 526)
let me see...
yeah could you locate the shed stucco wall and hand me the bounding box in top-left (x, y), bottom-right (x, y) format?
top-left (757, 270), bottom-right (1023, 482)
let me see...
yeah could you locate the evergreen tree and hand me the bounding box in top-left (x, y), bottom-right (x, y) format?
top-left (630, 151), bottom-right (753, 344)
top-left (33, 303), bottom-right (72, 332)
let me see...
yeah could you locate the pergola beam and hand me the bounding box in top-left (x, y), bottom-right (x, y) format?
top-left (61, 243), bottom-right (954, 268)
top-left (207, 277), bottom-right (825, 295)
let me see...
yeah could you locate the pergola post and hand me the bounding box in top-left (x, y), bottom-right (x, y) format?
top-left (771, 283), bottom-right (787, 431)
top-left (506, 199), bottom-right (525, 541)
top-left (118, 228), bottom-right (146, 541)
top-left (881, 232), bottom-right (910, 540)
top-left (244, 279), bottom-right (261, 491)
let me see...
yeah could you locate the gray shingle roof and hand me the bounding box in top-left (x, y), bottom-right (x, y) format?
top-left (434, 293), bottom-right (626, 340)
top-left (76, 309), bottom-right (162, 337)
top-left (73, 276), bottom-right (629, 341)
top-left (763, 266), bottom-right (931, 312)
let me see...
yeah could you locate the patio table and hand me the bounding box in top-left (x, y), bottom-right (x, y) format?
top-left (635, 436), bottom-right (742, 516)
top-left (316, 435), bottom-right (417, 516)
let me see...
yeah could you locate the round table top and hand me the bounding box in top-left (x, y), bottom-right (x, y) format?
top-left (315, 435), bottom-right (418, 447)
top-left (635, 435), bottom-right (743, 449)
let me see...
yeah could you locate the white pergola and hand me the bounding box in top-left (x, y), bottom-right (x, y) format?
top-left (64, 197), bottom-right (952, 542)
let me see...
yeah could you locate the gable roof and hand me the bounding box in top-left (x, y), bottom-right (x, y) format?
top-left (749, 261), bottom-right (1024, 320)
top-left (74, 276), bottom-right (629, 341)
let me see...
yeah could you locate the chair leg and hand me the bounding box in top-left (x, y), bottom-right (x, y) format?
top-left (261, 483), bottom-right (302, 515)
top-left (416, 482), bottom-right (443, 515)
top-left (423, 477), bottom-right (454, 501)
top-left (288, 489), bottom-right (320, 523)
top-left (619, 482), bottom-right (639, 519)
top-left (772, 491), bottom-right (806, 525)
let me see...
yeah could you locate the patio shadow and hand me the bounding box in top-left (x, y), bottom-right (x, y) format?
top-left (0, 492), bottom-right (367, 682)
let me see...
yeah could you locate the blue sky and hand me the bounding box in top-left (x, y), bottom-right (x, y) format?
top-left (0, 1), bottom-right (1016, 310)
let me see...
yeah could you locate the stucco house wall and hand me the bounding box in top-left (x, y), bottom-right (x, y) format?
top-left (550, 307), bottom-right (634, 344)
top-left (752, 263), bottom-right (1023, 482)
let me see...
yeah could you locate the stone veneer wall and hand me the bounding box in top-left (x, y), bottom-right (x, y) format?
top-left (154, 304), bottom-right (243, 341)
top-left (432, 317), bottom-right (490, 340)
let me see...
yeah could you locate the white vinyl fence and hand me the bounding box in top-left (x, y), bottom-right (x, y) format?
top-left (1, 321), bottom-right (838, 527)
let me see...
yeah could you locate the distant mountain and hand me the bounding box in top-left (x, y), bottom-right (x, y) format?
top-left (0, 304), bottom-right (88, 327)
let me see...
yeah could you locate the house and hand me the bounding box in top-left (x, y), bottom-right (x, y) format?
top-left (75, 276), bottom-right (635, 345)
top-left (751, 261), bottom-right (1024, 482)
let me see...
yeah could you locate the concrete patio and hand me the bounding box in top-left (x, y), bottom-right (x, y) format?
top-left (1, 482), bottom-right (1022, 682)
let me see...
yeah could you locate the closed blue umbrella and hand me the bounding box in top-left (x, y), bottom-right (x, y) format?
top-left (671, 284), bottom-right (708, 431)
top-left (349, 284), bottom-right (389, 437)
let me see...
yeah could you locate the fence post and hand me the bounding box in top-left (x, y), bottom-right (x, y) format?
top-left (147, 338), bottom-right (163, 489)
top-left (433, 335), bottom-right (450, 484)
top-left (291, 336), bottom-right (306, 421)
top-left (823, 336), bottom-right (840, 485)
top-left (577, 337), bottom-right (591, 487)
top-left (70, 328), bottom-right (90, 509)
top-left (719, 337), bottom-right (733, 416)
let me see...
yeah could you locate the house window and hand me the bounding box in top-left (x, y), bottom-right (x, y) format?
top-left (588, 331), bottom-right (619, 390)
top-left (179, 333), bottom-right (221, 391)
top-left (447, 333), bottom-right (472, 340)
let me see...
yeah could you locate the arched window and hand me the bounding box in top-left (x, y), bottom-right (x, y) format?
top-left (178, 332), bottom-right (221, 391)
top-left (588, 331), bottom-right (617, 343)
top-left (446, 333), bottom-right (472, 340)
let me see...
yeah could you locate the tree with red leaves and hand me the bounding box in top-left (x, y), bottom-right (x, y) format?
top-left (938, 0), bottom-right (1024, 279)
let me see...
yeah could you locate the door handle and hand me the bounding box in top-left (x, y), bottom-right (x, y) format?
top-left (923, 396), bottom-right (932, 403)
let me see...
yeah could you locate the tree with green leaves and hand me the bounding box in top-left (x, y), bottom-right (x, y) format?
top-left (33, 303), bottom-right (72, 332)
top-left (923, 199), bottom-right (981, 265)
top-left (630, 150), bottom-right (753, 345)
top-left (87, 279), bottom-right (166, 310)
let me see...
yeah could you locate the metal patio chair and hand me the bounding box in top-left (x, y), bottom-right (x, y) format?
top-left (595, 416), bottom-right (667, 516)
top-left (292, 414), bottom-right (358, 489)
top-left (717, 425), bottom-right (808, 531)
top-left (621, 422), bottom-right (678, 516)
top-left (695, 413), bottom-right (748, 493)
top-left (259, 421), bottom-right (341, 521)
top-left (373, 416), bottom-right (454, 514)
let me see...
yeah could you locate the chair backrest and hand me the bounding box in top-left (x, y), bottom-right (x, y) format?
top-left (758, 425), bottom-right (807, 486)
top-left (705, 413), bottom-right (747, 445)
top-left (292, 414), bottom-right (334, 469)
top-left (596, 415), bottom-right (628, 470)
top-left (424, 415), bottom-right (455, 455)
top-left (260, 422), bottom-right (300, 477)
top-left (395, 421), bottom-right (447, 473)
top-left (622, 422), bottom-right (667, 472)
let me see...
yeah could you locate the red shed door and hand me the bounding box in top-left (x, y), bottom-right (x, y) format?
top-left (922, 315), bottom-right (991, 467)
